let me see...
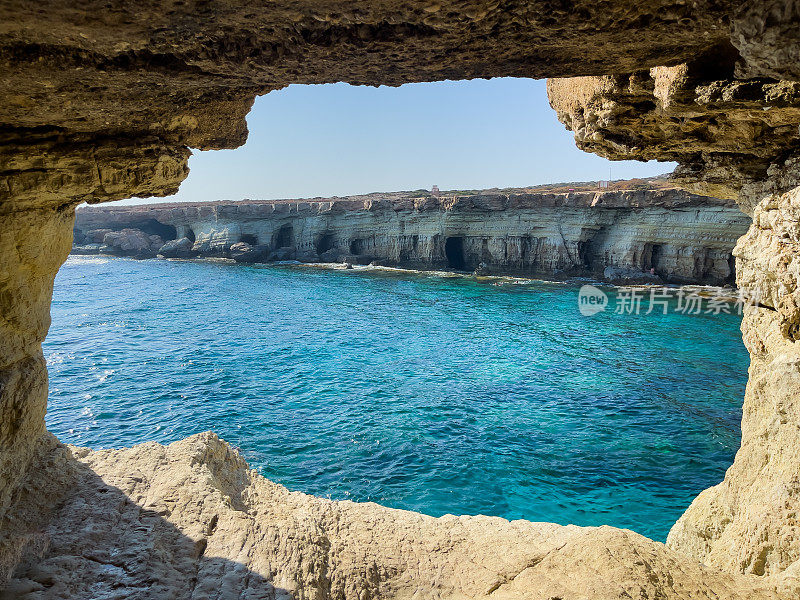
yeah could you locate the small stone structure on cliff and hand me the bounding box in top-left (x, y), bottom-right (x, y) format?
top-left (73, 186), bottom-right (749, 285)
top-left (3, 1), bottom-right (800, 599)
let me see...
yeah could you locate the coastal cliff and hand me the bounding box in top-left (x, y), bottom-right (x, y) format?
top-left (73, 185), bottom-right (749, 285)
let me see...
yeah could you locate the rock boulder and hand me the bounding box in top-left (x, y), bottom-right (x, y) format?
top-left (229, 242), bottom-right (269, 263)
top-left (100, 229), bottom-right (155, 258)
top-left (158, 237), bottom-right (195, 259)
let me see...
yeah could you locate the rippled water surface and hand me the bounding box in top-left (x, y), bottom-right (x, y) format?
top-left (45, 256), bottom-right (748, 541)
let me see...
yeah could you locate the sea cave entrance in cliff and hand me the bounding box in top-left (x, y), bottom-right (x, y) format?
top-left (349, 238), bottom-right (366, 255)
top-left (136, 218), bottom-right (177, 241)
top-left (644, 243), bottom-right (663, 274)
top-left (315, 232), bottom-right (336, 255)
top-left (445, 236), bottom-right (466, 270)
top-left (728, 253), bottom-right (736, 284)
top-left (274, 224), bottom-right (294, 249)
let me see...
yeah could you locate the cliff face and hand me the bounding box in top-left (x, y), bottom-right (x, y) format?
top-left (73, 188), bottom-right (749, 284)
top-left (4, 1), bottom-right (800, 598)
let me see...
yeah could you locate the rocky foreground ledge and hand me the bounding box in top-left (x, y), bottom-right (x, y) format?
top-left (2, 432), bottom-right (795, 600)
top-left (73, 184), bottom-right (750, 285)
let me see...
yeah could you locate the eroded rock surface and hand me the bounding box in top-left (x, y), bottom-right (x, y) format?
top-left (547, 66), bottom-right (800, 206)
top-left (0, 2), bottom-right (739, 142)
top-left (0, 209), bottom-right (73, 582)
top-left (665, 184), bottom-right (800, 580)
top-left (3, 432), bottom-right (796, 600)
top-left (73, 186), bottom-right (749, 283)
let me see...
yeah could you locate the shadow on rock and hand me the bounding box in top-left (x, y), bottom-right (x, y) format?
top-left (0, 434), bottom-right (291, 600)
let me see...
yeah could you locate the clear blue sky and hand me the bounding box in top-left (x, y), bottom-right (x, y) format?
top-left (121, 78), bottom-right (675, 204)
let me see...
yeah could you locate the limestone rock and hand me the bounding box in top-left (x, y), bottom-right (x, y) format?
top-left (3, 432), bottom-right (794, 600)
top-left (192, 224), bottom-right (242, 257)
top-left (84, 229), bottom-right (112, 243)
top-left (0, 209), bottom-right (74, 584)
top-left (270, 247), bottom-right (297, 262)
top-left (0, 137), bottom-right (191, 213)
top-left (473, 262), bottom-right (491, 276)
top-left (731, 1), bottom-right (800, 81)
top-left (147, 234), bottom-right (164, 252)
top-left (158, 237), bottom-right (195, 259)
top-left (229, 242), bottom-right (269, 264)
top-left (73, 187), bottom-right (749, 284)
top-left (666, 184), bottom-right (800, 577)
top-left (547, 66), bottom-right (800, 205)
top-left (318, 249), bottom-right (343, 263)
top-left (100, 228), bottom-right (155, 258)
top-left (603, 265), bottom-right (661, 284)
top-left (0, 2), bottom-right (740, 153)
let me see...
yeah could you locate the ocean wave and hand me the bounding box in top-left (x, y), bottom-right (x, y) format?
top-left (65, 255), bottom-right (110, 265)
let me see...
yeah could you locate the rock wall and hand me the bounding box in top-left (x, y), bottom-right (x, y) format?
top-left (665, 185), bottom-right (800, 577)
top-left (545, 17), bottom-right (800, 584)
top-left (73, 188), bottom-right (749, 284)
top-left (0, 209), bottom-right (73, 582)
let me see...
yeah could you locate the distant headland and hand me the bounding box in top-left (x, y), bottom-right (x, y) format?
top-left (73, 178), bottom-right (750, 285)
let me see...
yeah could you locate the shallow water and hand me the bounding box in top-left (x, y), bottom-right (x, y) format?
top-left (45, 256), bottom-right (748, 541)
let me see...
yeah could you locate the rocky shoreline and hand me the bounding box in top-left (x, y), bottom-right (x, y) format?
top-left (73, 185), bottom-right (750, 285)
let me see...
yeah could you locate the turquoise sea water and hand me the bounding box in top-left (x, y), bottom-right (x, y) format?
top-left (45, 256), bottom-right (748, 541)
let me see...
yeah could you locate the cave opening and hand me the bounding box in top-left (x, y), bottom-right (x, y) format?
top-left (185, 228), bottom-right (196, 243)
top-left (445, 236), bottom-right (466, 270)
top-left (240, 234), bottom-right (258, 245)
top-left (349, 238), bottom-right (365, 255)
top-left (520, 236), bottom-right (529, 266)
top-left (643, 243), bottom-right (663, 273)
top-left (577, 241), bottom-right (588, 268)
top-left (134, 218), bottom-right (177, 241)
top-left (727, 253), bottom-right (736, 284)
top-left (315, 232), bottom-right (336, 255)
top-left (274, 224), bottom-right (294, 249)
top-left (578, 237), bottom-right (602, 272)
top-left (702, 249), bottom-right (719, 282)
top-left (650, 244), bottom-right (663, 273)
top-left (17, 66), bottom-right (766, 595)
